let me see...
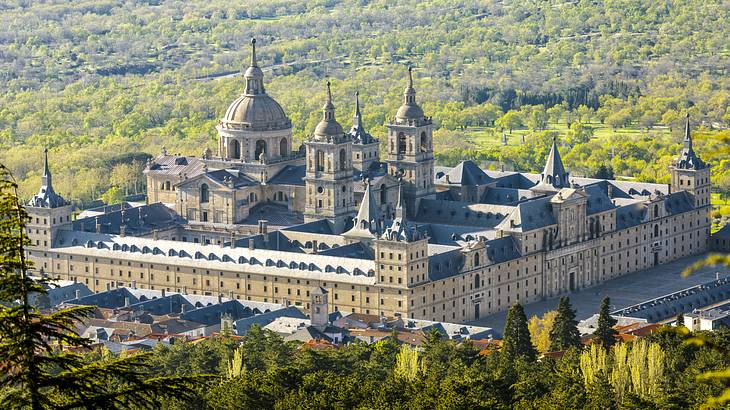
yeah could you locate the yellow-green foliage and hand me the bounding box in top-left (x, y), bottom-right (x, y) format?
top-left (579, 344), bottom-right (607, 388)
top-left (226, 346), bottom-right (245, 379)
top-left (394, 344), bottom-right (424, 382)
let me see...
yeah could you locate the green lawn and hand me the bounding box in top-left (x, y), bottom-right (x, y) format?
top-left (464, 121), bottom-right (672, 148)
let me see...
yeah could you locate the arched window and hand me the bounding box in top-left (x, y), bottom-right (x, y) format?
top-left (420, 131), bottom-right (428, 152)
top-left (230, 140), bottom-right (241, 159)
top-left (398, 132), bottom-right (407, 154)
top-left (474, 273), bottom-right (481, 289)
top-left (380, 183), bottom-right (387, 203)
top-left (200, 184), bottom-right (209, 203)
top-left (280, 138), bottom-right (288, 157)
top-left (255, 140), bottom-right (266, 160)
top-left (316, 150), bottom-right (325, 172)
top-left (339, 149), bottom-right (346, 171)
top-left (654, 224), bottom-right (659, 237)
top-left (474, 253), bottom-right (480, 267)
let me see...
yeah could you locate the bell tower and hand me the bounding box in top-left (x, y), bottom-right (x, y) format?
top-left (304, 82), bottom-right (356, 233)
top-left (669, 114), bottom-right (711, 208)
top-left (385, 67), bottom-right (435, 217)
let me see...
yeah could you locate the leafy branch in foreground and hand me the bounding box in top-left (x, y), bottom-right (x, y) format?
top-left (0, 164), bottom-right (212, 409)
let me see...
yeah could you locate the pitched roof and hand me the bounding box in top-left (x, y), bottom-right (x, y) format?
top-left (675, 115), bottom-right (707, 170)
top-left (268, 165), bottom-right (306, 186)
top-left (28, 148), bottom-right (68, 208)
top-left (437, 160), bottom-right (493, 186)
top-left (533, 140), bottom-right (569, 191)
top-left (344, 180), bottom-right (384, 239)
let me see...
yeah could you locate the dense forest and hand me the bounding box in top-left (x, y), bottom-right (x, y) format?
top-left (0, 0), bottom-right (728, 210)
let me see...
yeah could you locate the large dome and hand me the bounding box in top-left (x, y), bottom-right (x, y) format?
top-left (222, 94), bottom-right (291, 131)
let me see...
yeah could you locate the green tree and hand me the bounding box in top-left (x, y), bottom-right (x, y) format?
top-left (549, 297), bottom-right (582, 352)
top-left (594, 297), bottom-right (618, 350)
top-left (496, 110), bottom-right (523, 134)
top-left (502, 302), bottom-right (537, 363)
top-left (528, 310), bottom-right (557, 353)
top-left (0, 165), bottom-right (206, 409)
top-left (101, 186), bottom-right (125, 205)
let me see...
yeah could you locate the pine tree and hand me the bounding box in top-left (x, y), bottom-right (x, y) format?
top-left (0, 165), bottom-right (208, 409)
top-left (502, 302), bottom-right (537, 363)
top-left (549, 297), bottom-right (582, 351)
top-left (594, 297), bottom-right (618, 350)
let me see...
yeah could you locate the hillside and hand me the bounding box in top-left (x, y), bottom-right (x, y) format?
top-left (0, 0), bottom-right (728, 203)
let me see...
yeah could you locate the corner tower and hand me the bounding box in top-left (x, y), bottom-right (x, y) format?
top-left (216, 38), bottom-right (293, 163)
top-left (385, 67), bottom-right (435, 216)
top-left (304, 82), bottom-right (355, 233)
top-left (26, 149), bottom-right (72, 254)
top-left (669, 114), bottom-right (710, 207)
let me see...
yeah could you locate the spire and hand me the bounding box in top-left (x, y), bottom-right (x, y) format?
top-left (243, 38), bottom-right (265, 95)
top-left (28, 148), bottom-right (67, 208)
top-left (404, 66), bottom-right (416, 105)
top-left (42, 147), bottom-right (51, 187)
top-left (676, 114), bottom-right (706, 170)
top-left (344, 178), bottom-right (383, 238)
top-left (250, 37), bottom-right (257, 67)
top-left (350, 91), bottom-right (374, 144)
top-left (536, 138), bottom-right (569, 190)
top-left (395, 66), bottom-right (425, 121)
top-left (394, 178), bottom-right (405, 220)
top-left (313, 81), bottom-right (344, 138)
top-left (323, 81), bottom-right (335, 120)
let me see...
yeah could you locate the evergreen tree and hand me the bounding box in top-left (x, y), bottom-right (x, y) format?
top-left (594, 297), bottom-right (618, 350)
top-left (0, 165), bottom-right (207, 409)
top-left (549, 297), bottom-right (582, 351)
top-left (502, 302), bottom-right (537, 363)
top-left (676, 312), bottom-right (685, 327)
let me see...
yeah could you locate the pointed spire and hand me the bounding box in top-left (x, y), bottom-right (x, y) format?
top-left (355, 91), bottom-right (361, 117)
top-left (404, 66), bottom-right (416, 105)
top-left (42, 147), bottom-right (51, 186)
top-left (394, 178), bottom-right (405, 220)
top-left (395, 66), bottom-right (424, 121)
top-left (28, 148), bottom-right (67, 208)
top-left (344, 177), bottom-right (384, 238)
top-left (537, 138), bottom-right (568, 189)
top-left (407, 66), bottom-right (413, 88)
top-left (676, 113), bottom-right (706, 170)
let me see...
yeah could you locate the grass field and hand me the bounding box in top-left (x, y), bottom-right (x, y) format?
top-left (465, 121), bottom-right (672, 147)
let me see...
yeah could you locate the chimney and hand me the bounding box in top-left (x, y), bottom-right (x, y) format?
top-left (106, 282), bottom-right (111, 291)
top-left (312, 240), bottom-right (318, 254)
top-left (248, 240), bottom-right (254, 250)
top-left (181, 303), bottom-right (187, 314)
top-left (124, 297), bottom-right (130, 307)
top-left (607, 184), bottom-right (614, 198)
top-left (229, 290), bottom-right (234, 300)
top-left (152, 229), bottom-right (159, 240)
top-left (217, 294), bottom-right (223, 304)
top-left (75, 289), bottom-right (81, 300)
top-left (230, 233), bottom-right (236, 249)
top-left (182, 285), bottom-right (187, 295)
top-left (131, 280), bottom-right (137, 289)
top-left (161, 288), bottom-right (166, 298)
top-left (258, 220), bottom-right (268, 235)
top-left (95, 217), bottom-right (101, 233)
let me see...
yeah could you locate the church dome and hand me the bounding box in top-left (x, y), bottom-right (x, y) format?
top-left (313, 81), bottom-right (345, 139)
top-left (220, 38), bottom-right (291, 132)
top-left (395, 103), bottom-right (424, 121)
top-left (222, 94), bottom-right (291, 131)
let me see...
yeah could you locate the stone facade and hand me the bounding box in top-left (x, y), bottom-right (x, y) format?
top-left (24, 43), bottom-right (711, 324)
